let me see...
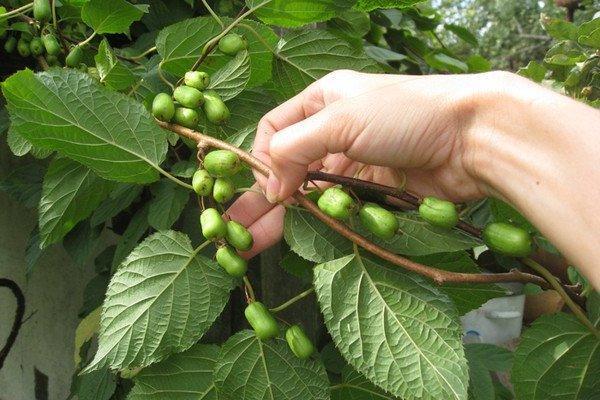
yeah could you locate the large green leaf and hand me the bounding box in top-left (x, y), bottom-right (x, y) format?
top-left (2, 69), bottom-right (168, 184)
top-left (331, 365), bottom-right (400, 399)
top-left (412, 252), bottom-right (506, 315)
top-left (284, 208), bottom-right (480, 263)
top-left (73, 367), bottom-right (117, 400)
top-left (95, 39), bottom-right (137, 90)
top-left (464, 344), bottom-right (513, 400)
top-left (214, 330), bottom-right (330, 400)
top-left (314, 253), bottom-right (468, 399)
top-left (272, 29), bottom-right (381, 98)
top-left (128, 344), bottom-right (219, 400)
top-left (111, 204), bottom-right (150, 269)
top-left (156, 17), bottom-right (277, 86)
top-left (354, 0), bottom-right (421, 11)
top-left (247, 0), bottom-right (356, 27)
top-left (39, 158), bottom-right (112, 248)
top-left (85, 230), bottom-right (235, 372)
top-left (147, 179), bottom-right (190, 230)
top-left (206, 50), bottom-right (250, 101)
top-left (511, 312), bottom-right (600, 399)
top-left (90, 183), bottom-right (143, 227)
top-left (82, 0), bottom-right (148, 34)
top-left (0, 162), bottom-right (45, 209)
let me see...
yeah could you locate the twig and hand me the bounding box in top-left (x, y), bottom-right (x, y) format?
top-left (157, 121), bottom-right (551, 288)
top-left (0, 279), bottom-right (25, 370)
top-left (243, 276), bottom-right (255, 302)
top-left (0, 2), bottom-right (33, 21)
top-left (523, 258), bottom-right (598, 337)
top-left (307, 170), bottom-right (482, 237)
top-left (270, 288), bottom-right (314, 313)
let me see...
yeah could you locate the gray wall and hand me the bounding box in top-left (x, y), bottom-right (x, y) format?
top-left (0, 146), bottom-right (96, 400)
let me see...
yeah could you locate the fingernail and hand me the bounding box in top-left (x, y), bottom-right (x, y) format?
top-left (265, 174), bottom-right (280, 203)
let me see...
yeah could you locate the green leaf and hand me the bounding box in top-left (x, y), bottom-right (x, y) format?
top-left (82, 0), bottom-right (147, 34)
top-left (85, 230), bottom-right (235, 372)
top-left (25, 227), bottom-right (44, 278)
top-left (112, 204), bottom-right (150, 269)
top-left (73, 367), bottom-right (117, 400)
top-left (331, 365), bottom-right (400, 399)
top-left (444, 24), bottom-right (478, 46)
top-left (247, 0), bottom-right (355, 27)
top-left (489, 198), bottom-right (534, 232)
top-left (578, 18), bottom-right (600, 49)
top-left (465, 55), bottom-right (491, 73)
top-left (327, 10), bottom-right (371, 43)
top-left (424, 52), bottom-right (468, 73)
top-left (544, 41), bottom-right (585, 66)
top-left (464, 343), bottom-right (513, 372)
top-left (129, 344), bottom-right (219, 400)
top-left (206, 50), bottom-right (250, 101)
top-left (90, 183), bottom-right (143, 227)
top-left (95, 39), bottom-right (137, 90)
top-left (2, 69), bottom-right (168, 184)
top-left (6, 129), bottom-right (32, 156)
top-left (64, 221), bottom-right (104, 266)
top-left (0, 162), bottom-right (45, 209)
top-left (214, 330), bottom-right (330, 400)
top-left (272, 29), bottom-right (380, 98)
top-left (314, 253), bottom-right (468, 399)
top-left (511, 312), bottom-right (600, 400)
top-left (540, 14), bottom-right (577, 41)
top-left (170, 160), bottom-right (197, 178)
top-left (412, 252), bottom-right (507, 315)
top-left (281, 250), bottom-right (314, 283)
top-left (157, 17), bottom-right (278, 87)
top-left (354, 0), bottom-right (421, 12)
top-left (147, 179), bottom-right (190, 230)
top-left (39, 158), bottom-right (112, 248)
top-left (518, 60), bottom-right (547, 83)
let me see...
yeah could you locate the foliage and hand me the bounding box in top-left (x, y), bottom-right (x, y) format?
top-left (0, 1), bottom-right (598, 400)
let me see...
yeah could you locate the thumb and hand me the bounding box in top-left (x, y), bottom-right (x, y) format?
top-left (266, 103), bottom-right (358, 202)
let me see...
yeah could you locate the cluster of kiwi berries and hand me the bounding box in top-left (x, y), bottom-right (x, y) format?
top-left (190, 149), bottom-right (315, 359)
top-left (151, 33), bottom-right (249, 128)
top-left (1, 0), bottom-right (91, 70)
top-left (316, 187), bottom-right (533, 258)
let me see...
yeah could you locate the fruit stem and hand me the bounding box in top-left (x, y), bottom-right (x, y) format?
top-left (0, 3), bottom-right (33, 21)
top-left (270, 288), bottom-right (314, 313)
top-left (201, 0), bottom-right (224, 27)
top-left (156, 121), bottom-right (559, 288)
top-left (243, 276), bottom-right (255, 303)
top-left (128, 46), bottom-right (157, 61)
top-left (523, 258), bottom-right (599, 337)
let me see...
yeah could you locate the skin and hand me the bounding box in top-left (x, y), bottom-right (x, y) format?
top-left (227, 70), bottom-right (600, 288)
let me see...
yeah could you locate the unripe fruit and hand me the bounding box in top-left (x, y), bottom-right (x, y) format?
top-left (359, 202), bottom-right (399, 240)
top-left (42, 34), bottom-right (61, 56)
top-left (200, 208), bottom-right (227, 240)
top-left (483, 222), bottom-right (532, 257)
top-left (30, 37), bottom-right (45, 56)
top-left (65, 45), bottom-right (83, 68)
top-left (152, 93), bottom-right (175, 122)
top-left (173, 85), bottom-right (204, 108)
top-left (213, 177), bottom-right (235, 203)
top-left (203, 95), bottom-right (230, 125)
top-left (216, 246), bottom-right (247, 277)
top-left (317, 187), bottom-right (356, 220)
top-left (17, 39), bottom-right (31, 57)
top-left (218, 33), bottom-right (247, 55)
top-left (285, 325), bottom-right (315, 359)
top-left (173, 107), bottom-right (199, 129)
top-left (4, 37), bottom-right (17, 53)
top-left (244, 301), bottom-right (279, 340)
top-left (418, 196), bottom-right (459, 229)
top-left (184, 70), bottom-right (210, 90)
top-left (203, 150), bottom-right (240, 177)
top-left (192, 169), bottom-right (214, 196)
top-left (33, 0), bottom-right (52, 22)
top-left (305, 190), bottom-right (321, 203)
top-left (226, 220), bottom-right (253, 251)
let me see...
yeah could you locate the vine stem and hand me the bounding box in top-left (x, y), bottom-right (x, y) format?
top-left (523, 258), bottom-right (599, 337)
top-left (270, 288), bottom-right (314, 313)
top-left (201, 0), bottom-right (224, 27)
top-left (307, 170), bottom-right (483, 237)
top-left (157, 121), bottom-right (552, 288)
top-left (0, 2), bottom-right (33, 21)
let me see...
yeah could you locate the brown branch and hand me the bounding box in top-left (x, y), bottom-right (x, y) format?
top-left (0, 279), bottom-right (25, 370)
top-left (307, 170), bottom-right (483, 237)
top-left (157, 121), bottom-right (551, 288)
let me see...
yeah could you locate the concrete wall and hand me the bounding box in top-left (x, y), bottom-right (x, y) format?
top-left (0, 145), bottom-right (96, 400)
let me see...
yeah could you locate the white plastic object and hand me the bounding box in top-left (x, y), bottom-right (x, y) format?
top-left (460, 294), bottom-right (525, 345)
